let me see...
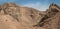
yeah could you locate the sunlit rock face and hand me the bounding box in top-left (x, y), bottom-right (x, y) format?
top-left (34, 3), bottom-right (60, 29)
top-left (0, 2), bottom-right (46, 29)
top-left (44, 3), bottom-right (60, 29)
top-left (1, 2), bottom-right (60, 29)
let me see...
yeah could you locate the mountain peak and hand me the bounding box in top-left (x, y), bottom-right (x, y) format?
top-left (49, 3), bottom-right (60, 9)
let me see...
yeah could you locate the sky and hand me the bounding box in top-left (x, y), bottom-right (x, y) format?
top-left (0, 0), bottom-right (60, 11)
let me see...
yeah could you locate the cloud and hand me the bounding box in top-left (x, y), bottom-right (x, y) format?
top-left (23, 2), bottom-right (49, 11)
top-left (0, 0), bottom-right (50, 11)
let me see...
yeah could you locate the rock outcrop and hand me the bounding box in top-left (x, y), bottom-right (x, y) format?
top-left (34, 3), bottom-right (60, 29)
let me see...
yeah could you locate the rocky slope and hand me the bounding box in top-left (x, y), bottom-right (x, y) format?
top-left (34, 3), bottom-right (60, 29)
top-left (0, 2), bottom-right (60, 29)
top-left (0, 2), bottom-right (45, 29)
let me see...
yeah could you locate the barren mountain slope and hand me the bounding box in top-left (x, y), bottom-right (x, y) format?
top-left (34, 3), bottom-right (60, 29)
top-left (43, 12), bottom-right (60, 29)
top-left (0, 2), bottom-right (46, 29)
top-left (0, 2), bottom-right (60, 29)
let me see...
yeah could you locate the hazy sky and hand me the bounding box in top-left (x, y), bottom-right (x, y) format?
top-left (0, 0), bottom-right (60, 11)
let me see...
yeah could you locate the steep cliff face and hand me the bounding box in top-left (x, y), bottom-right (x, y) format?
top-left (43, 4), bottom-right (60, 29)
top-left (34, 3), bottom-right (60, 29)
